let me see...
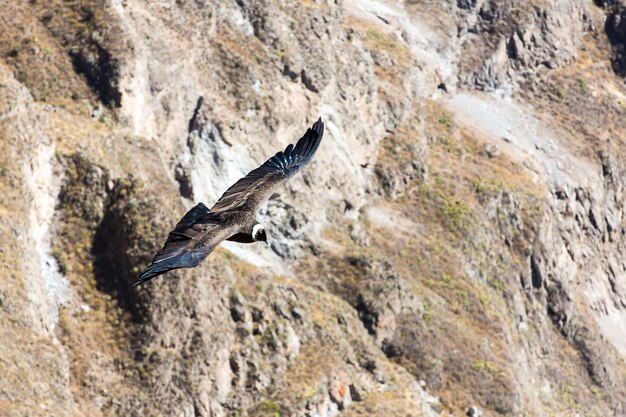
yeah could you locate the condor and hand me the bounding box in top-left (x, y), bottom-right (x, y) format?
top-left (133, 118), bottom-right (324, 287)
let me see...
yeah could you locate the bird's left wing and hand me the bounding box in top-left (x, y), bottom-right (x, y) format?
top-left (132, 203), bottom-right (230, 287)
top-left (210, 117), bottom-right (324, 214)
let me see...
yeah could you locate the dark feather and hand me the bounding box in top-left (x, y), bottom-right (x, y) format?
top-left (132, 249), bottom-right (208, 287)
top-left (132, 203), bottom-right (220, 287)
top-left (134, 118), bottom-right (324, 287)
top-left (171, 202), bottom-right (214, 231)
top-left (210, 117), bottom-right (324, 213)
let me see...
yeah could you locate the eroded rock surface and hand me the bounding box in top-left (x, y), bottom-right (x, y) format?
top-left (1, 1), bottom-right (625, 416)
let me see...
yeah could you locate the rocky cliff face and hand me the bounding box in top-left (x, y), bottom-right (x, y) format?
top-left (1, 1), bottom-right (625, 416)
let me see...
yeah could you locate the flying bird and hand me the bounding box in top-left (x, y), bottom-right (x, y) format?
top-left (133, 117), bottom-right (324, 287)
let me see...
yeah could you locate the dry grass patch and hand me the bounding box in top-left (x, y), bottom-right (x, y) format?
top-left (344, 16), bottom-right (412, 88)
top-left (313, 104), bottom-right (554, 414)
top-left (0, 0), bottom-right (123, 108)
top-left (523, 35), bottom-right (626, 160)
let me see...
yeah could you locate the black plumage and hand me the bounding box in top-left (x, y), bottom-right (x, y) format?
top-left (133, 117), bottom-right (324, 287)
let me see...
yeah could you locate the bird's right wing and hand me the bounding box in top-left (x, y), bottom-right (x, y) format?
top-left (132, 203), bottom-right (229, 287)
top-left (210, 117), bottom-right (324, 214)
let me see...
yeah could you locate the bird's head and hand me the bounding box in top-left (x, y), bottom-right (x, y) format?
top-left (252, 224), bottom-right (268, 245)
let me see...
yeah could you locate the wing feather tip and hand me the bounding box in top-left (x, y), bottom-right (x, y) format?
top-left (131, 278), bottom-right (146, 288)
top-left (133, 256), bottom-right (180, 287)
top-left (313, 116), bottom-right (324, 136)
top-left (131, 272), bottom-right (152, 288)
top-left (301, 117), bottom-right (324, 159)
top-left (132, 265), bottom-right (160, 287)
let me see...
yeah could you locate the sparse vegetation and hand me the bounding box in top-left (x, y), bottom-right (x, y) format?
top-left (3, 1), bottom-right (626, 417)
top-left (443, 200), bottom-right (472, 233)
top-left (366, 28), bottom-right (399, 51)
top-left (474, 177), bottom-right (504, 195)
top-left (438, 111), bottom-right (454, 131)
top-left (471, 359), bottom-right (498, 374)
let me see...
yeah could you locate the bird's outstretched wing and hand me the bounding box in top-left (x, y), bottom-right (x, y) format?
top-left (132, 203), bottom-right (230, 287)
top-left (210, 117), bottom-right (324, 213)
top-left (134, 118), bottom-right (324, 287)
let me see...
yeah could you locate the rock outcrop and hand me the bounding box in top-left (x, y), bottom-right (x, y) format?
top-left (1, 1), bottom-right (625, 416)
